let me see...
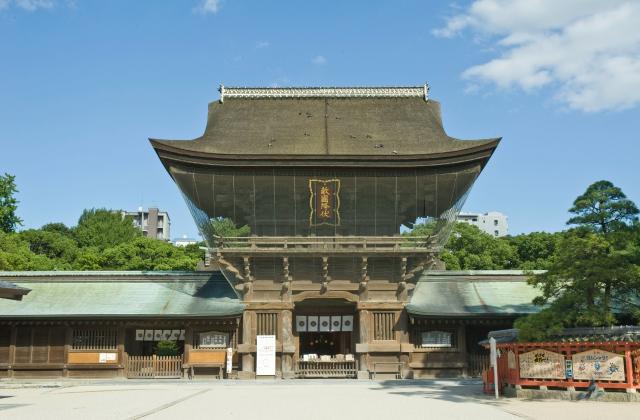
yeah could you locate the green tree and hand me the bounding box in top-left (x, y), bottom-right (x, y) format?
top-left (74, 208), bottom-right (140, 249)
top-left (73, 247), bottom-right (105, 270)
top-left (19, 229), bottom-right (79, 263)
top-left (183, 242), bottom-right (205, 261)
top-left (515, 180), bottom-right (640, 341)
top-left (41, 222), bottom-right (73, 237)
top-left (209, 217), bottom-right (250, 238)
top-left (0, 173), bottom-right (23, 233)
top-left (0, 232), bottom-right (60, 271)
top-left (99, 236), bottom-right (200, 271)
top-left (155, 340), bottom-right (179, 356)
top-left (442, 223), bottom-right (519, 270)
top-left (567, 180), bottom-right (639, 234)
top-left (507, 231), bottom-right (562, 270)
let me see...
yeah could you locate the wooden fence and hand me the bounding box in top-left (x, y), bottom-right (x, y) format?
top-left (295, 360), bottom-right (357, 378)
top-left (467, 353), bottom-right (489, 377)
top-left (126, 355), bottom-right (183, 379)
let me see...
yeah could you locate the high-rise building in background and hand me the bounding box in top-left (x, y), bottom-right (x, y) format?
top-left (122, 207), bottom-right (171, 241)
top-left (457, 211), bottom-right (508, 237)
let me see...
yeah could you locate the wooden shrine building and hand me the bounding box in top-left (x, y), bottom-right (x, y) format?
top-left (0, 85), bottom-right (534, 380)
top-left (0, 270), bottom-right (539, 379)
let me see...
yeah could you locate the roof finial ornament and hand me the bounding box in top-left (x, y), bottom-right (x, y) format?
top-left (423, 83), bottom-right (430, 102)
top-left (219, 84), bottom-right (225, 103)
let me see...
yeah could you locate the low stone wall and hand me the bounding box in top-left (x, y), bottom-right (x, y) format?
top-left (503, 385), bottom-right (640, 402)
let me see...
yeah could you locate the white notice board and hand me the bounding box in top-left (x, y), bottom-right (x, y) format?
top-left (256, 335), bottom-right (276, 376)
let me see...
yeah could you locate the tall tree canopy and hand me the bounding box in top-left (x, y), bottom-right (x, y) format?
top-left (74, 208), bottom-right (140, 249)
top-left (440, 223), bottom-right (519, 270)
top-left (567, 180), bottom-right (639, 234)
top-left (0, 209), bottom-right (204, 272)
top-left (515, 180), bottom-right (640, 341)
top-left (0, 173), bottom-right (22, 233)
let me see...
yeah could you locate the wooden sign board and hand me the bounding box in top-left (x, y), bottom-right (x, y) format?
top-left (572, 349), bottom-right (625, 381)
top-left (519, 349), bottom-right (565, 379)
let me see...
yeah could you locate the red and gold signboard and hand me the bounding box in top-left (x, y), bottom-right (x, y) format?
top-left (309, 179), bottom-right (341, 226)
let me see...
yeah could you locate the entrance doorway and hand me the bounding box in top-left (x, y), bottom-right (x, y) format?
top-left (299, 332), bottom-right (351, 356)
top-left (293, 299), bottom-right (358, 378)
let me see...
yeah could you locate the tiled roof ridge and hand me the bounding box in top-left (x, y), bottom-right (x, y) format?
top-left (218, 84), bottom-right (430, 102)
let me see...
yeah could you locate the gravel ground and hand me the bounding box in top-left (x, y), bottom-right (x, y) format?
top-left (0, 379), bottom-right (638, 420)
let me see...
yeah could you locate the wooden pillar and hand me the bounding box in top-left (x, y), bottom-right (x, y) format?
top-left (397, 310), bottom-right (411, 379)
top-left (356, 309), bottom-right (370, 378)
top-left (281, 309), bottom-right (294, 378)
top-left (117, 325), bottom-right (125, 377)
top-left (184, 325), bottom-right (194, 379)
top-left (458, 323), bottom-right (467, 377)
top-left (63, 325), bottom-right (72, 377)
top-left (184, 325), bottom-right (193, 362)
top-left (8, 325), bottom-right (16, 378)
top-left (239, 311), bottom-right (255, 379)
top-left (625, 344), bottom-right (636, 393)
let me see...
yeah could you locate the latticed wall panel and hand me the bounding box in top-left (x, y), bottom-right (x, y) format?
top-left (256, 312), bottom-right (279, 338)
top-left (72, 328), bottom-right (118, 350)
top-left (373, 312), bottom-right (396, 341)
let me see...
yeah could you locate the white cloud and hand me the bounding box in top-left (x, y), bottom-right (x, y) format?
top-left (434, 1), bottom-right (640, 112)
top-left (256, 41), bottom-right (270, 49)
top-left (195, 0), bottom-right (220, 14)
top-left (15, 0), bottom-right (54, 11)
top-left (312, 55), bottom-right (327, 65)
top-left (0, 0), bottom-right (55, 11)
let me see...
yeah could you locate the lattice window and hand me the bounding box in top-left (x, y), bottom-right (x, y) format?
top-left (256, 312), bottom-right (279, 338)
top-left (72, 328), bottom-right (117, 350)
top-left (421, 331), bottom-right (453, 348)
top-left (410, 320), bottom-right (458, 349)
top-left (193, 331), bottom-right (229, 349)
top-left (373, 312), bottom-right (395, 341)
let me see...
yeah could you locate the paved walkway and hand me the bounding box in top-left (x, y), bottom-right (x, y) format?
top-left (0, 379), bottom-right (638, 419)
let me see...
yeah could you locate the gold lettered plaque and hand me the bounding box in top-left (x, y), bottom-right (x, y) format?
top-left (309, 179), bottom-right (341, 226)
top-left (519, 349), bottom-right (565, 379)
top-left (572, 349), bottom-right (625, 381)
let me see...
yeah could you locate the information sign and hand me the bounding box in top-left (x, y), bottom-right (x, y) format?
top-left (256, 335), bottom-right (276, 376)
top-left (226, 347), bottom-right (233, 374)
top-left (565, 359), bottom-right (573, 379)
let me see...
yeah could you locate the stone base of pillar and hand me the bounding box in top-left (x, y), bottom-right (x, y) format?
top-left (357, 371), bottom-right (370, 380)
top-left (626, 388), bottom-right (637, 393)
top-left (237, 371), bottom-right (256, 380)
top-left (282, 371), bottom-right (296, 379)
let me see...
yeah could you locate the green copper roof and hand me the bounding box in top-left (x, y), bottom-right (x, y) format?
top-left (0, 271), bottom-right (243, 318)
top-left (406, 270), bottom-right (545, 317)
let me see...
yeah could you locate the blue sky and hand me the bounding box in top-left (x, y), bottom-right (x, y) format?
top-left (1, 0), bottom-right (639, 239)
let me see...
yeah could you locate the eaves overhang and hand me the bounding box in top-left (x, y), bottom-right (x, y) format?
top-left (150, 137), bottom-right (500, 170)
